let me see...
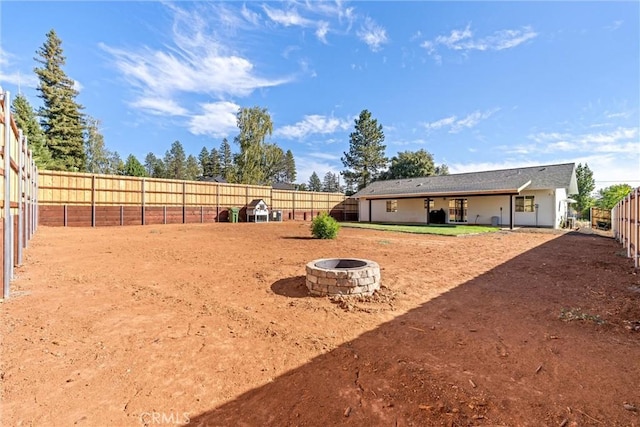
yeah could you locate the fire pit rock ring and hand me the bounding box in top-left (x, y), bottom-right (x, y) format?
top-left (305, 258), bottom-right (381, 296)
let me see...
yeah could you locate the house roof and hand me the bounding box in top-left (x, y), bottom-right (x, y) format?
top-left (272, 182), bottom-right (296, 190)
top-left (353, 163), bottom-right (577, 199)
top-left (248, 199), bottom-right (267, 207)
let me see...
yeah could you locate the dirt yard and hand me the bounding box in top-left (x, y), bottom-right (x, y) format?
top-left (1, 223), bottom-right (639, 426)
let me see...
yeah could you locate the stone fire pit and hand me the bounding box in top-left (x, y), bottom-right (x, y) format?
top-left (305, 258), bottom-right (381, 296)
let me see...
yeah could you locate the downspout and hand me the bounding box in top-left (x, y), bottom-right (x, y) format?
top-left (368, 199), bottom-right (372, 223)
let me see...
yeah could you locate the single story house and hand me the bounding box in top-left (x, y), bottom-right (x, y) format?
top-left (352, 163), bottom-right (578, 229)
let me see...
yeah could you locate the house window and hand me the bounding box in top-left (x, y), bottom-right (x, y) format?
top-left (515, 195), bottom-right (535, 212)
top-left (386, 200), bottom-right (398, 212)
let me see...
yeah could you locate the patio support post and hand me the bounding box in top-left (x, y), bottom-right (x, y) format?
top-left (509, 196), bottom-right (514, 230)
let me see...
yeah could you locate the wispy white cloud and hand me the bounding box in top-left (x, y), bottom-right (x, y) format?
top-left (523, 127), bottom-right (639, 154)
top-left (263, 5), bottom-right (313, 27)
top-left (423, 109), bottom-right (499, 133)
top-left (357, 17), bottom-right (388, 51)
top-left (420, 24), bottom-right (537, 62)
top-left (241, 4), bottom-right (260, 26)
top-left (188, 101), bottom-right (240, 137)
top-left (275, 114), bottom-right (351, 139)
top-left (0, 47), bottom-right (39, 89)
top-left (130, 97), bottom-right (188, 116)
top-left (423, 115), bottom-right (457, 131)
top-left (316, 21), bottom-right (330, 44)
top-left (450, 109), bottom-right (499, 133)
top-left (308, 152), bottom-right (341, 161)
top-left (101, 5), bottom-right (290, 122)
top-left (605, 20), bottom-right (623, 31)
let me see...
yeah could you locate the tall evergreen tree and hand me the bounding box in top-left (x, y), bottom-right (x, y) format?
top-left (84, 117), bottom-right (113, 174)
top-left (570, 163), bottom-right (595, 218)
top-left (308, 171), bottom-right (322, 192)
top-left (123, 154), bottom-right (147, 177)
top-left (11, 93), bottom-right (56, 169)
top-left (144, 152), bottom-right (166, 178)
top-left (185, 155), bottom-right (201, 180)
top-left (322, 172), bottom-right (341, 192)
top-left (341, 109), bottom-right (388, 190)
top-left (283, 149), bottom-right (296, 183)
top-left (209, 148), bottom-right (221, 177)
top-left (198, 147), bottom-right (212, 177)
top-left (164, 140), bottom-right (187, 179)
top-left (34, 29), bottom-right (85, 171)
top-left (220, 138), bottom-right (234, 182)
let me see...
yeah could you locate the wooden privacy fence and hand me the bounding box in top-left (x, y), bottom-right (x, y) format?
top-left (0, 89), bottom-right (39, 299)
top-left (591, 207), bottom-right (611, 230)
top-left (38, 171), bottom-right (358, 226)
top-left (612, 187), bottom-right (639, 269)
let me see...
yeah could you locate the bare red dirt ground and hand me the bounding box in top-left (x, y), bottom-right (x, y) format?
top-left (1, 222), bottom-right (639, 426)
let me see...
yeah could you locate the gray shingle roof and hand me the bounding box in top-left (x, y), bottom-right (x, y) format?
top-left (353, 163), bottom-right (577, 199)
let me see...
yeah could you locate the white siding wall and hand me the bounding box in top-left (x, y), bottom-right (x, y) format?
top-left (369, 198), bottom-right (426, 223)
top-left (359, 188), bottom-right (563, 228)
top-left (359, 199), bottom-right (370, 222)
top-left (465, 196), bottom-right (511, 226)
top-left (512, 190), bottom-right (556, 227)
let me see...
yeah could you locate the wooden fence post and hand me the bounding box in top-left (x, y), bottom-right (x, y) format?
top-left (91, 175), bottom-right (96, 227)
top-left (141, 178), bottom-right (146, 226)
top-left (182, 181), bottom-right (186, 224)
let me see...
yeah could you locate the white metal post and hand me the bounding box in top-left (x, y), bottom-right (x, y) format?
top-left (17, 131), bottom-right (23, 265)
top-left (3, 90), bottom-right (12, 298)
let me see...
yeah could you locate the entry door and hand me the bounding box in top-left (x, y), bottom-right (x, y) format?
top-left (449, 198), bottom-right (467, 222)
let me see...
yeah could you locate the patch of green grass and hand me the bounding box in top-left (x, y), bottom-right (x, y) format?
top-left (339, 222), bottom-right (499, 236)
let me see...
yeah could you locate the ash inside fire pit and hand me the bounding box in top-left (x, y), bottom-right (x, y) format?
top-left (306, 258), bottom-right (380, 296)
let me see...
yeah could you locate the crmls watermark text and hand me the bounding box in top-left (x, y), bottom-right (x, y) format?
top-left (139, 411), bottom-right (190, 425)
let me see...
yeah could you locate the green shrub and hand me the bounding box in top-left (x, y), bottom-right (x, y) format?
top-left (311, 212), bottom-right (340, 239)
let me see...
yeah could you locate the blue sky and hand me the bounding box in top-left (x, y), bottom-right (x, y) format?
top-left (1, 1), bottom-right (638, 190)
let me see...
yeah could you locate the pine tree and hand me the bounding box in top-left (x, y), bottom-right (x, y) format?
top-left (284, 149), bottom-right (296, 183)
top-left (34, 29), bottom-right (85, 171)
top-left (144, 152), bottom-right (166, 178)
top-left (164, 140), bottom-right (187, 179)
top-left (341, 109), bottom-right (388, 190)
top-left (123, 154), bottom-right (147, 177)
top-left (185, 155), bottom-right (201, 180)
top-left (11, 93), bottom-right (55, 169)
top-left (84, 117), bottom-right (113, 174)
top-left (322, 172), bottom-right (340, 192)
top-left (308, 172), bottom-right (322, 192)
top-left (209, 148), bottom-right (221, 177)
top-left (198, 147), bottom-right (212, 177)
